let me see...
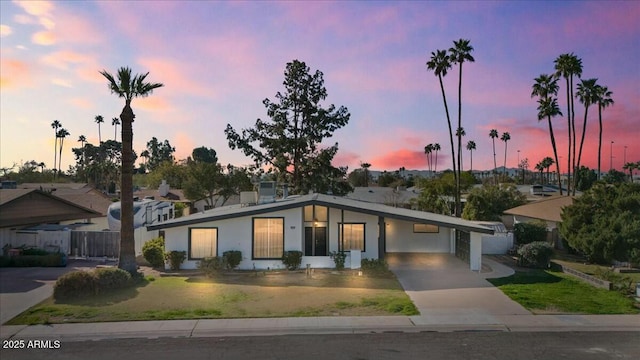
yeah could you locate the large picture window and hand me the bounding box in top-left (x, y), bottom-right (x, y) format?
top-left (189, 228), bottom-right (217, 259)
top-left (339, 223), bottom-right (365, 251)
top-left (253, 218), bottom-right (284, 259)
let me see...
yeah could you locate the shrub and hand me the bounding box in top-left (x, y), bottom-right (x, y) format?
top-left (165, 251), bottom-right (186, 270)
top-left (197, 257), bottom-right (226, 277)
top-left (223, 250), bottom-right (242, 270)
top-left (329, 251), bottom-right (347, 270)
top-left (517, 241), bottom-right (553, 268)
top-left (21, 248), bottom-right (49, 256)
top-left (142, 237), bottom-right (165, 268)
top-left (513, 221), bottom-right (547, 245)
top-left (94, 267), bottom-right (132, 293)
top-left (361, 258), bottom-right (389, 274)
top-left (594, 268), bottom-right (635, 295)
top-left (8, 253), bottom-right (65, 267)
top-left (281, 251), bottom-right (303, 270)
top-left (54, 270), bottom-right (96, 299)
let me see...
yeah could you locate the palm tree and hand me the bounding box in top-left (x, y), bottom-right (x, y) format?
top-left (361, 162), bottom-right (371, 187)
top-left (78, 135), bottom-right (87, 177)
top-left (433, 143), bottom-right (441, 174)
top-left (532, 74), bottom-right (563, 194)
top-left (449, 39), bottom-right (474, 217)
top-left (100, 67), bottom-right (163, 274)
top-left (542, 156), bottom-right (554, 184)
top-left (535, 161), bottom-right (545, 184)
top-left (38, 162), bottom-right (45, 173)
top-left (140, 149), bottom-right (150, 167)
top-left (554, 53), bottom-right (583, 195)
top-left (456, 127), bottom-right (466, 170)
top-left (56, 128), bottom-right (70, 175)
top-left (112, 117), bottom-right (121, 141)
top-left (95, 115), bottom-right (104, 143)
top-left (466, 140), bottom-right (476, 172)
top-left (501, 132), bottom-right (511, 176)
top-left (426, 50), bottom-right (457, 212)
top-left (50, 120), bottom-right (61, 174)
top-left (575, 78), bottom-right (598, 194)
top-left (489, 129), bottom-right (499, 182)
top-left (622, 162), bottom-right (635, 181)
top-left (594, 85), bottom-right (614, 180)
top-left (424, 144), bottom-right (433, 173)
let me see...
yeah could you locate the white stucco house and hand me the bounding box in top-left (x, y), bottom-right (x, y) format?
top-left (147, 192), bottom-right (494, 271)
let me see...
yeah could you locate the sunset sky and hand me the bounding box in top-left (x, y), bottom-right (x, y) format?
top-left (1, 1), bottom-right (638, 176)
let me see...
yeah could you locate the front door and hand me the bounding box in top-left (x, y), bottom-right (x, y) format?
top-left (305, 226), bottom-right (327, 256)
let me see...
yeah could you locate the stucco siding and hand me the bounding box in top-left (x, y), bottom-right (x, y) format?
top-left (384, 218), bottom-right (452, 253)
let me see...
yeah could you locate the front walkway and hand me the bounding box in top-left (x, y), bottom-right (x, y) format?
top-left (387, 253), bottom-right (530, 324)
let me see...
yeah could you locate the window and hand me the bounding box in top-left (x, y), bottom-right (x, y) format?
top-left (413, 223), bottom-right (439, 233)
top-left (189, 228), bottom-right (217, 259)
top-left (304, 205), bottom-right (327, 222)
top-left (339, 223), bottom-right (365, 251)
top-left (253, 218), bottom-right (284, 259)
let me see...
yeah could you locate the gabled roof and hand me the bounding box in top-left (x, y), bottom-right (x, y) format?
top-left (0, 189), bottom-right (102, 228)
top-left (18, 183), bottom-right (113, 216)
top-left (148, 193), bottom-right (493, 234)
top-left (504, 195), bottom-right (575, 223)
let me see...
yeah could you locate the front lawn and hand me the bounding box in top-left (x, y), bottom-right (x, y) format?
top-left (8, 270), bottom-right (418, 325)
top-left (488, 269), bottom-right (639, 314)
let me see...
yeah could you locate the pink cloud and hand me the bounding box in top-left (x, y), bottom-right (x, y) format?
top-left (0, 58), bottom-right (33, 90)
top-left (332, 150), bottom-right (361, 169)
top-left (137, 57), bottom-right (217, 99)
top-left (172, 132), bottom-right (196, 161)
top-left (370, 148), bottom-right (430, 170)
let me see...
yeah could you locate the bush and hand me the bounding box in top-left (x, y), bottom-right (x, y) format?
top-left (54, 270), bottom-right (97, 299)
top-left (94, 267), bottom-right (132, 293)
top-left (594, 268), bottom-right (636, 295)
top-left (329, 251), bottom-right (347, 270)
top-left (197, 257), bottom-right (226, 277)
top-left (223, 250), bottom-right (242, 270)
top-left (142, 237), bottom-right (165, 268)
top-left (517, 241), bottom-right (553, 268)
top-left (281, 251), bottom-right (303, 270)
top-left (165, 251), bottom-right (186, 270)
top-left (21, 248), bottom-right (49, 256)
top-left (361, 258), bottom-right (389, 274)
top-left (514, 221), bottom-right (547, 245)
top-left (3, 253), bottom-right (66, 267)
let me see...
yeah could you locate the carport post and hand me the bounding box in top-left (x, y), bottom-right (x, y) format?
top-left (469, 232), bottom-right (483, 271)
top-left (378, 216), bottom-right (386, 260)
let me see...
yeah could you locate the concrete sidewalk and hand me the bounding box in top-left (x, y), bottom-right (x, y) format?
top-left (2, 314), bottom-right (639, 342)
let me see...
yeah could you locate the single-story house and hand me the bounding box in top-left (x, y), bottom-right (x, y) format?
top-left (147, 192), bottom-right (494, 271)
top-left (0, 189), bottom-right (102, 253)
top-left (503, 195), bottom-right (575, 246)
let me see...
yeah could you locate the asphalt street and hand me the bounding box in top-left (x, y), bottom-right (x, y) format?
top-left (2, 331), bottom-right (639, 360)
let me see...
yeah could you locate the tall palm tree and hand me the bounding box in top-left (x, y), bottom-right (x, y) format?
top-left (489, 129), bottom-right (499, 182)
top-left (542, 156), bottom-right (554, 184)
top-left (51, 120), bottom-right (61, 174)
top-left (501, 132), bottom-right (511, 176)
top-left (449, 39), bottom-right (474, 217)
top-left (100, 67), bottom-right (163, 274)
top-left (554, 53), bottom-right (583, 195)
top-left (466, 140), bottom-right (476, 172)
top-left (575, 78), bottom-right (598, 194)
top-left (532, 74), bottom-right (563, 194)
top-left (433, 143), bottom-right (441, 174)
top-left (56, 128), bottom-right (70, 175)
top-left (535, 161), bottom-right (545, 184)
top-left (594, 85), bottom-right (614, 180)
top-left (112, 117), bottom-right (121, 141)
top-left (424, 144), bottom-right (433, 173)
top-left (426, 50), bottom-right (457, 211)
top-left (456, 127), bottom-right (466, 170)
top-left (95, 115), bottom-right (104, 143)
top-left (78, 135), bottom-right (87, 178)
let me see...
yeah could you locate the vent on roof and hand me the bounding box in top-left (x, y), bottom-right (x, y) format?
top-left (159, 180), bottom-right (170, 197)
top-left (258, 181), bottom-right (276, 204)
top-left (240, 191), bottom-right (258, 206)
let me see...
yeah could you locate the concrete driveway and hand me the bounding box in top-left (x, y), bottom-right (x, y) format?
top-left (387, 253), bottom-right (530, 323)
top-left (0, 259), bottom-right (103, 324)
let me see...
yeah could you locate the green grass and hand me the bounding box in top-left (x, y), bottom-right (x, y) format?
top-left (489, 269), bottom-right (639, 314)
top-left (8, 272), bottom-right (416, 325)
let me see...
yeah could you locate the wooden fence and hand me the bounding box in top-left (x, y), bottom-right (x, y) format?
top-left (70, 231), bottom-right (120, 258)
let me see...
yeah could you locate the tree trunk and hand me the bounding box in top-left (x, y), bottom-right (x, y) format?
top-left (570, 75), bottom-right (576, 195)
top-left (548, 116), bottom-right (563, 195)
top-left (456, 64), bottom-right (463, 218)
top-left (438, 74), bottom-right (457, 215)
top-left (118, 100), bottom-right (138, 275)
top-left (597, 105), bottom-right (602, 181)
top-left (574, 105), bottom-right (589, 195)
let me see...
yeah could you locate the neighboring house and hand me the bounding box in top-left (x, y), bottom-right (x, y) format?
top-left (503, 195), bottom-right (575, 246)
top-left (148, 192), bottom-right (494, 272)
top-left (0, 189), bottom-right (102, 253)
top-left (345, 186), bottom-right (419, 208)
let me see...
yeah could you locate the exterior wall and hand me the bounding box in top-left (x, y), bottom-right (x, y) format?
top-left (384, 218), bottom-right (452, 253)
top-left (164, 207), bottom-right (304, 270)
top-left (481, 233), bottom-right (514, 254)
top-left (327, 208), bottom-right (379, 262)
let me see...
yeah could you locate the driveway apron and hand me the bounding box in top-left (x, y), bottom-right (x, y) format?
top-left (387, 253), bottom-right (530, 322)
